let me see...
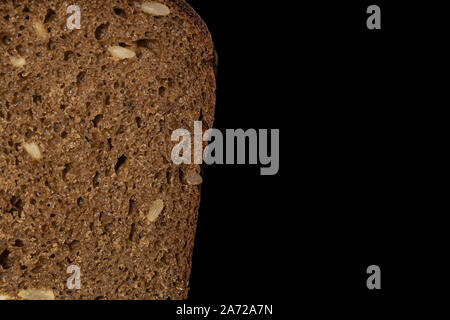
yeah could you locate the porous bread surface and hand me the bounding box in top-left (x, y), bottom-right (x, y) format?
top-left (0, 0), bottom-right (215, 299)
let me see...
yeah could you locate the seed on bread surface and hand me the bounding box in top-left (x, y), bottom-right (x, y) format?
top-left (23, 142), bottom-right (43, 160)
top-left (18, 289), bottom-right (55, 300)
top-left (147, 199), bottom-right (164, 222)
top-left (141, 1), bottom-right (171, 16)
top-left (10, 56), bottom-right (26, 68)
top-left (33, 20), bottom-right (48, 39)
top-left (186, 174), bottom-right (203, 185)
top-left (108, 46), bottom-right (136, 60)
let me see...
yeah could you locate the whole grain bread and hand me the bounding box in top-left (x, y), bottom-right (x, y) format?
top-left (0, 0), bottom-right (215, 300)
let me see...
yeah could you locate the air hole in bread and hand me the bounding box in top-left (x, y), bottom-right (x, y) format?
top-left (44, 9), bottom-right (56, 23)
top-left (14, 239), bottom-right (24, 247)
top-left (136, 39), bottom-right (153, 49)
top-left (94, 23), bottom-right (109, 40)
top-left (93, 171), bottom-right (100, 187)
top-left (47, 40), bottom-right (56, 50)
top-left (128, 199), bottom-right (136, 215)
top-left (85, 136), bottom-right (93, 146)
top-left (62, 163), bottom-right (72, 180)
top-left (136, 38), bottom-right (160, 56)
top-left (114, 154), bottom-right (127, 173)
top-left (92, 114), bottom-right (103, 127)
top-left (76, 71), bottom-right (86, 83)
top-left (63, 50), bottom-right (75, 61)
top-left (31, 95), bottom-right (41, 105)
top-left (33, 95), bottom-right (42, 106)
top-left (113, 7), bottom-right (127, 19)
top-left (1, 35), bottom-right (11, 45)
top-left (129, 223), bottom-right (136, 241)
top-left (158, 86), bottom-right (166, 97)
top-left (0, 249), bottom-right (11, 269)
top-left (167, 78), bottom-right (174, 88)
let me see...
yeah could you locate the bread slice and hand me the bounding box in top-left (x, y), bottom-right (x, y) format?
top-left (0, 0), bottom-right (215, 300)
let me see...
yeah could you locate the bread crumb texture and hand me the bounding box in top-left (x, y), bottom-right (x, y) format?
top-left (0, 0), bottom-right (215, 300)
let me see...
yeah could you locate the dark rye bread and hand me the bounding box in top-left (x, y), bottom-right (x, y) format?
top-left (0, 0), bottom-right (215, 300)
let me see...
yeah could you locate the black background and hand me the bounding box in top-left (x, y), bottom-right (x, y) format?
top-left (187, 0), bottom-right (444, 311)
top-left (187, 0), bottom-right (285, 302)
top-left (4, 0), bottom-right (445, 316)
